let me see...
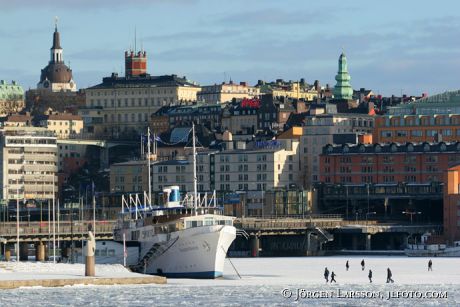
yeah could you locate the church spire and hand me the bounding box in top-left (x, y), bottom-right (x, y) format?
top-left (52, 16), bottom-right (62, 50)
top-left (333, 52), bottom-right (353, 100)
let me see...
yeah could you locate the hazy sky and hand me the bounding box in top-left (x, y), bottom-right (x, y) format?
top-left (1, 0), bottom-right (459, 96)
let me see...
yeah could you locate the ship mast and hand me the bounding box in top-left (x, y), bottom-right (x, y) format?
top-left (192, 123), bottom-right (198, 215)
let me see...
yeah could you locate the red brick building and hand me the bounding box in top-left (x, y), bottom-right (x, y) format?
top-left (443, 165), bottom-right (460, 244)
top-left (320, 142), bottom-right (460, 185)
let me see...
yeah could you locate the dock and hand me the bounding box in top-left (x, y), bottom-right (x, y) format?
top-left (0, 276), bottom-right (166, 289)
top-left (0, 262), bottom-right (166, 289)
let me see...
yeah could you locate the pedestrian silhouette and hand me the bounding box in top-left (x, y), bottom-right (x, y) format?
top-left (386, 268), bottom-right (394, 283)
top-left (324, 267), bottom-right (329, 282)
top-left (361, 259), bottom-right (365, 271)
top-left (346, 260), bottom-right (349, 271)
top-left (330, 271), bottom-right (337, 283)
top-left (368, 269), bottom-right (373, 283)
top-left (428, 259), bottom-right (433, 271)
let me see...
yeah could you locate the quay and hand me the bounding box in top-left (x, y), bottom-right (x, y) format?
top-left (0, 262), bottom-right (166, 289)
top-left (0, 276), bottom-right (166, 289)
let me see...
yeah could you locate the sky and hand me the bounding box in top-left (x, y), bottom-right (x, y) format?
top-left (0, 0), bottom-right (459, 96)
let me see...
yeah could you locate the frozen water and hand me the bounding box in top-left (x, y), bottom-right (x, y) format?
top-left (0, 256), bottom-right (459, 306)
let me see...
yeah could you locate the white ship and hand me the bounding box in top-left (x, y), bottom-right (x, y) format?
top-left (113, 124), bottom-right (237, 278)
top-left (405, 232), bottom-right (460, 257)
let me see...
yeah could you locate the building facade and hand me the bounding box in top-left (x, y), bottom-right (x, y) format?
top-left (0, 127), bottom-right (58, 202)
top-left (0, 80), bottom-right (24, 116)
top-left (320, 142), bottom-right (460, 185)
top-left (256, 79), bottom-right (318, 101)
top-left (197, 81), bottom-right (260, 104)
top-left (374, 91), bottom-right (460, 143)
top-left (150, 139), bottom-right (300, 193)
top-left (443, 165), bottom-right (460, 245)
top-left (40, 112), bottom-right (83, 139)
top-left (85, 71), bottom-right (201, 139)
top-left (110, 160), bottom-right (148, 193)
top-left (282, 111), bottom-right (374, 188)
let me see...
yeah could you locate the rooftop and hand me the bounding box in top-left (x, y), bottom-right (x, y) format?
top-left (88, 73), bottom-right (200, 90)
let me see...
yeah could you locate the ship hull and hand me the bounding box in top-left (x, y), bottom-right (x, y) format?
top-left (140, 224), bottom-right (236, 278)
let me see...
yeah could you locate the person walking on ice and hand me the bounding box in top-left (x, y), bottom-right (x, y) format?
top-left (428, 259), bottom-right (433, 271)
top-left (368, 269), bottom-right (373, 283)
top-left (346, 260), bottom-right (349, 271)
top-left (386, 268), bottom-right (394, 283)
top-left (361, 259), bottom-right (365, 271)
top-left (330, 271), bottom-right (337, 283)
top-left (324, 267), bottom-right (329, 283)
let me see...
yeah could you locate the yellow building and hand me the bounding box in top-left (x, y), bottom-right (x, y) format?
top-left (198, 81), bottom-right (260, 104)
top-left (42, 112), bottom-right (83, 139)
top-left (258, 80), bottom-right (318, 101)
top-left (85, 73), bottom-right (201, 139)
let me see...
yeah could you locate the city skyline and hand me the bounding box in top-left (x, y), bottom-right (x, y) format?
top-left (1, 0), bottom-right (460, 96)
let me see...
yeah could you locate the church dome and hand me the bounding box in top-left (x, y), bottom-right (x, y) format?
top-left (40, 62), bottom-right (73, 84)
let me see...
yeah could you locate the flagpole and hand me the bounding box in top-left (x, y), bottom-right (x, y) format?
top-left (147, 128), bottom-right (152, 207)
top-left (16, 186), bottom-right (19, 261)
top-left (52, 174), bottom-right (56, 264)
top-left (92, 183), bottom-right (96, 237)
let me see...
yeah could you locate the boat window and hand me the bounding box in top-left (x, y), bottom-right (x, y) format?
top-left (218, 220), bottom-right (226, 225)
top-left (204, 219), bottom-right (213, 226)
top-left (108, 250), bottom-right (115, 257)
top-left (225, 220), bottom-right (233, 225)
top-left (191, 221), bottom-right (198, 227)
top-left (186, 221), bottom-right (192, 228)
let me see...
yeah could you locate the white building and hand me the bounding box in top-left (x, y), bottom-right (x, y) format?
top-left (150, 139), bottom-right (300, 193)
top-left (0, 127), bottom-right (58, 201)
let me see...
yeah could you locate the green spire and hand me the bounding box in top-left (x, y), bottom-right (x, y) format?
top-left (333, 53), bottom-right (353, 100)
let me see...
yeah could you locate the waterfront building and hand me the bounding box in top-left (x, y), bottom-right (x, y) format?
top-left (197, 81), bottom-right (260, 104)
top-left (150, 139), bottom-right (300, 193)
top-left (374, 90), bottom-right (460, 143)
top-left (316, 141), bottom-right (459, 223)
top-left (0, 127), bottom-right (58, 202)
top-left (0, 80), bottom-right (25, 116)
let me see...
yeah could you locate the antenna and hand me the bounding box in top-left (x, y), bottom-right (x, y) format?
top-left (55, 16), bottom-right (59, 30)
top-left (134, 26), bottom-right (137, 52)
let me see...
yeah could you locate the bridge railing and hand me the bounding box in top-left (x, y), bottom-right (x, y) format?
top-left (0, 220), bottom-right (116, 238)
top-left (240, 214), bottom-right (343, 220)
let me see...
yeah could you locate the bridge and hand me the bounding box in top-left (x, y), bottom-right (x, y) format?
top-left (232, 215), bottom-right (442, 256)
top-left (0, 220), bottom-right (115, 243)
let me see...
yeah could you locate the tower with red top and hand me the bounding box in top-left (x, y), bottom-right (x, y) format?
top-left (125, 50), bottom-right (147, 77)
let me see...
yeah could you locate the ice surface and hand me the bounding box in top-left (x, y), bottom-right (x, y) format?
top-left (0, 256), bottom-right (459, 306)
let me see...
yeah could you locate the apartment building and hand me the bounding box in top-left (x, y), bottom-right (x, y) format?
top-left (150, 139), bottom-right (300, 193)
top-left (0, 127), bottom-right (58, 201)
top-left (110, 160), bottom-right (148, 193)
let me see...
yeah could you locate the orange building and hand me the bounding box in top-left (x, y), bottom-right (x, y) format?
top-left (373, 114), bottom-right (460, 143)
top-left (443, 165), bottom-right (460, 244)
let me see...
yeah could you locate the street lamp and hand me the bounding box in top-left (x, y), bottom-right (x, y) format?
top-left (402, 211), bottom-right (422, 224)
top-left (366, 183), bottom-right (370, 224)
